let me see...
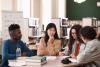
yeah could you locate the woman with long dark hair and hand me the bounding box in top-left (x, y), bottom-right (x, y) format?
top-left (59, 24), bottom-right (85, 58)
top-left (37, 23), bottom-right (61, 56)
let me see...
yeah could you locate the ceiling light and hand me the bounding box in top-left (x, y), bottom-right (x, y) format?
top-left (74, 0), bottom-right (86, 3)
top-left (97, 2), bottom-right (100, 7)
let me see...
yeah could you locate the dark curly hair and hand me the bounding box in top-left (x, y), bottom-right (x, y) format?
top-left (8, 24), bottom-right (20, 31)
top-left (80, 26), bottom-right (96, 40)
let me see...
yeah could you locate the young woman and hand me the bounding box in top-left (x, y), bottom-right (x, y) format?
top-left (37, 23), bottom-right (61, 56)
top-left (59, 24), bottom-right (85, 58)
top-left (77, 26), bottom-right (100, 66)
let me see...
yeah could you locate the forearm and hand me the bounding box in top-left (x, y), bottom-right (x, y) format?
top-left (37, 42), bottom-right (48, 56)
top-left (8, 54), bottom-right (16, 60)
top-left (77, 52), bottom-right (91, 63)
top-left (48, 46), bottom-right (59, 56)
top-left (37, 48), bottom-right (48, 56)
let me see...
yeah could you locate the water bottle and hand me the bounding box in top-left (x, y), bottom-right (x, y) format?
top-left (16, 47), bottom-right (21, 58)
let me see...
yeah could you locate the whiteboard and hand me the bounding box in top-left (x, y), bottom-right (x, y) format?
top-left (2, 11), bottom-right (28, 42)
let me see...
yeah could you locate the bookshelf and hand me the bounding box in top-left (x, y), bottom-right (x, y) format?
top-left (51, 18), bottom-right (69, 49)
top-left (51, 18), bottom-right (83, 49)
top-left (28, 18), bottom-right (42, 45)
top-left (60, 18), bottom-right (69, 39)
top-left (82, 18), bottom-right (99, 31)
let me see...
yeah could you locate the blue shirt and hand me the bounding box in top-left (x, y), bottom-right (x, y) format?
top-left (2, 39), bottom-right (33, 66)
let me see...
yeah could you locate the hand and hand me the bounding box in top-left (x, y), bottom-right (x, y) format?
top-left (21, 52), bottom-right (27, 56)
top-left (70, 54), bottom-right (77, 59)
top-left (48, 36), bottom-right (54, 44)
top-left (59, 52), bottom-right (65, 56)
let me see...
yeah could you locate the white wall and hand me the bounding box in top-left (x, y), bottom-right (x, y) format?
top-left (52, 0), bottom-right (58, 18)
top-left (41, 0), bottom-right (52, 30)
top-left (17, 0), bottom-right (31, 18)
top-left (2, 0), bottom-right (13, 10)
top-left (58, 0), bottom-right (66, 18)
top-left (17, 0), bottom-right (66, 29)
top-left (33, 0), bottom-right (40, 18)
top-left (52, 0), bottom-right (66, 18)
top-left (1, 0), bottom-right (14, 35)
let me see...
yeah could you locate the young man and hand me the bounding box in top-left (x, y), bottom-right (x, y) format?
top-left (2, 24), bottom-right (33, 67)
top-left (77, 26), bottom-right (100, 67)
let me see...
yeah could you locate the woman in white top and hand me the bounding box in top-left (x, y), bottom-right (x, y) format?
top-left (77, 26), bottom-right (100, 67)
top-left (59, 25), bottom-right (85, 58)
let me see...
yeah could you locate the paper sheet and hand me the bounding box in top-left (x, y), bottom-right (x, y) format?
top-left (69, 58), bottom-right (77, 63)
top-left (9, 60), bottom-right (26, 66)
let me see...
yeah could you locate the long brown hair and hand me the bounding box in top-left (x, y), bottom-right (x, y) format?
top-left (67, 24), bottom-right (83, 55)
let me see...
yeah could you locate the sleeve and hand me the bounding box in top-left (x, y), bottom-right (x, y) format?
top-left (2, 40), bottom-right (16, 67)
top-left (22, 42), bottom-right (33, 56)
top-left (2, 41), bottom-right (9, 67)
top-left (77, 43), bottom-right (97, 63)
top-left (79, 43), bottom-right (85, 53)
top-left (64, 46), bottom-right (69, 56)
top-left (8, 54), bottom-right (16, 59)
top-left (2, 40), bottom-right (16, 61)
top-left (37, 38), bottom-right (48, 56)
top-left (2, 40), bottom-right (8, 64)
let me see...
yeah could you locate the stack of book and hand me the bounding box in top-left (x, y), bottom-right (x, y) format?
top-left (17, 56), bottom-right (47, 66)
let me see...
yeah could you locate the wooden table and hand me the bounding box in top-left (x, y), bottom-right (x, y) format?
top-left (9, 56), bottom-right (81, 67)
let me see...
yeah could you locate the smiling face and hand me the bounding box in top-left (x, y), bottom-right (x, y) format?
top-left (47, 28), bottom-right (56, 37)
top-left (71, 29), bottom-right (77, 39)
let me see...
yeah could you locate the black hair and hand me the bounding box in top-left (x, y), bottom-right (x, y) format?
top-left (80, 26), bottom-right (96, 40)
top-left (68, 24), bottom-right (83, 55)
top-left (44, 23), bottom-right (59, 45)
top-left (8, 24), bottom-right (20, 31)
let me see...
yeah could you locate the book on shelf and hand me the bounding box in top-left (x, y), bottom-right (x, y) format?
top-left (62, 27), bottom-right (67, 37)
top-left (61, 18), bottom-right (69, 26)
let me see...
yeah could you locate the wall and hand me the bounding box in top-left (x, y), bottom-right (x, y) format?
top-left (52, 0), bottom-right (58, 18)
top-left (58, 0), bottom-right (66, 18)
top-left (40, 0), bottom-right (52, 30)
top-left (52, 0), bottom-right (66, 18)
top-left (1, 0), bottom-right (14, 33)
top-left (2, 0), bottom-right (13, 10)
top-left (33, 0), bottom-right (40, 18)
top-left (67, 0), bottom-right (100, 20)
